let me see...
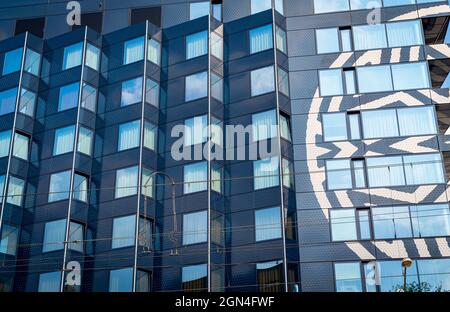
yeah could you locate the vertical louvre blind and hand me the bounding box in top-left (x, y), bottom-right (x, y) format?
top-left (254, 157), bottom-right (279, 190)
top-left (250, 24), bottom-right (273, 54)
top-left (185, 115), bottom-right (207, 146)
top-left (115, 166), bottom-right (138, 198)
top-left (63, 42), bottom-right (83, 70)
top-left (186, 31), bottom-right (208, 60)
top-left (184, 162), bottom-right (208, 194)
top-left (118, 120), bottom-right (140, 151)
top-left (54, 125), bottom-right (75, 155)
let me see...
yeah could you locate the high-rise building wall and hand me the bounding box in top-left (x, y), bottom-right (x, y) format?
top-left (0, 0), bottom-right (449, 292)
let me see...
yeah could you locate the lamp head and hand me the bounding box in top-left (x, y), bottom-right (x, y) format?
top-left (402, 257), bottom-right (413, 268)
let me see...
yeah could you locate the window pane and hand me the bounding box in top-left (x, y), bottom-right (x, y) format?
top-left (282, 158), bottom-right (294, 188)
top-left (109, 268), bottom-right (133, 292)
top-left (190, 2), bottom-right (209, 20)
top-left (280, 114), bottom-right (292, 141)
top-left (366, 156), bottom-right (405, 187)
top-left (251, 0), bottom-right (272, 14)
top-left (411, 204), bottom-right (450, 237)
top-left (7, 176), bottom-right (25, 206)
top-left (319, 69), bottom-right (343, 96)
top-left (48, 171), bottom-right (71, 202)
top-left (211, 73), bottom-right (223, 102)
top-left (250, 24), bottom-right (273, 54)
top-left (397, 106), bottom-right (437, 136)
top-left (146, 78), bottom-right (159, 107)
top-left (141, 168), bottom-right (154, 198)
top-left (323, 113), bottom-right (347, 141)
top-left (353, 160), bottom-right (366, 188)
top-left (278, 67), bottom-right (290, 96)
top-left (25, 48), bottom-right (41, 76)
top-left (0, 130), bottom-right (11, 158)
top-left (3, 48), bottom-right (23, 75)
top-left (85, 43), bottom-right (100, 71)
top-left (182, 264), bottom-right (207, 292)
top-left (183, 210), bottom-right (208, 245)
top-left (138, 218), bottom-right (153, 248)
top-left (68, 222), bottom-right (84, 252)
top-left (54, 125), bottom-right (75, 155)
top-left (136, 270), bottom-right (151, 292)
top-left (403, 153), bottom-right (444, 185)
top-left (0, 175), bottom-right (4, 204)
top-left (211, 32), bottom-right (223, 60)
top-left (357, 65), bottom-right (393, 93)
top-left (185, 115), bottom-right (207, 146)
top-left (144, 121), bottom-right (156, 151)
top-left (257, 260), bottom-right (284, 292)
top-left (387, 20), bottom-right (423, 48)
top-left (38, 272), bottom-right (61, 292)
top-left (0, 88), bottom-right (18, 116)
top-left (19, 88), bottom-right (36, 117)
top-left (335, 263), bottom-right (362, 292)
top-left (121, 77), bottom-right (143, 106)
top-left (276, 26), bottom-right (287, 53)
top-left (353, 24), bottom-right (387, 50)
top-left (316, 28), bottom-right (339, 54)
top-left (58, 83), bottom-right (80, 112)
top-left (252, 110), bottom-right (277, 141)
top-left (384, 0), bottom-right (414, 6)
top-left (254, 157), bottom-right (279, 190)
top-left (73, 174), bottom-right (88, 203)
top-left (348, 114), bottom-right (361, 140)
top-left (358, 210), bottom-right (371, 240)
top-left (211, 166), bottom-right (222, 193)
top-left (43, 219), bottom-right (66, 252)
top-left (251, 66), bottom-right (275, 96)
top-left (350, 0), bottom-right (381, 9)
top-left (112, 215), bottom-right (136, 249)
top-left (340, 29), bottom-right (352, 52)
top-left (362, 109), bottom-right (399, 138)
top-left (13, 132), bottom-right (29, 160)
top-left (115, 166), bottom-right (138, 198)
top-left (124, 37), bottom-right (144, 65)
top-left (255, 207), bottom-right (282, 241)
top-left (314, 0), bottom-right (349, 13)
top-left (81, 83), bottom-right (97, 112)
top-left (344, 70), bottom-right (356, 94)
top-left (118, 120), bottom-right (140, 151)
top-left (330, 209), bottom-right (357, 241)
top-left (373, 206), bottom-right (412, 239)
top-left (63, 42), bottom-right (83, 70)
top-left (185, 71), bottom-right (208, 102)
top-left (391, 62), bottom-right (430, 90)
top-left (187, 31), bottom-right (208, 59)
top-left (78, 127), bottom-right (93, 156)
top-left (148, 39), bottom-right (161, 65)
top-left (184, 162), bottom-right (208, 194)
top-left (0, 225), bottom-right (18, 256)
top-left (326, 159), bottom-right (351, 190)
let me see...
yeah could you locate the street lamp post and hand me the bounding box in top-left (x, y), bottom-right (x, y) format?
top-left (142, 171), bottom-right (178, 256)
top-left (402, 257), bottom-right (413, 292)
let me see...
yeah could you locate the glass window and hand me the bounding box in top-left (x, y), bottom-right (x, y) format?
top-left (185, 71), bottom-right (208, 102)
top-left (184, 162), bottom-right (208, 194)
top-left (43, 219), bottom-right (66, 252)
top-left (366, 156), bottom-right (405, 187)
top-left (211, 32), bottom-right (223, 60)
top-left (358, 210), bottom-right (372, 240)
top-left (183, 210), bottom-right (207, 245)
top-left (362, 109), bottom-right (398, 138)
top-left (7, 176), bottom-right (24, 206)
top-left (344, 70), bottom-right (356, 94)
top-left (334, 263), bottom-right (362, 292)
top-left (384, 0), bottom-right (415, 6)
top-left (68, 222), bottom-right (84, 253)
top-left (109, 267), bottom-right (133, 292)
top-left (411, 204), bottom-right (450, 238)
top-left (146, 78), bottom-right (159, 107)
top-left (141, 168), bottom-right (154, 198)
top-left (24, 48), bottom-right (41, 76)
top-left (323, 113), bottom-right (348, 141)
top-left (350, 0), bottom-right (382, 9)
top-left (256, 260), bottom-right (284, 292)
top-left (403, 153), bottom-right (444, 185)
top-left (254, 157), bottom-right (279, 190)
top-left (0, 88), bottom-right (18, 116)
top-left (58, 82), bottom-right (80, 112)
top-left (19, 88), bottom-right (36, 117)
top-left (138, 217), bottom-right (153, 249)
top-left (118, 120), bottom-right (140, 151)
top-left (115, 166), bottom-right (138, 198)
top-left (182, 264), bottom-right (207, 292)
top-left (78, 127), bottom-right (93, 156)
top-left (250, 24), bottom-right (273, 54)
top-left (144, 121), bottom-right (157, 151)
top-left (252, 110), bottom-right (277, 141)
top-left (148, 39), bottom-right (161, 65)
top-left (48, 171), bottom-right (71, 202)
top-left (280, 114), bottom-right (292, 141)
top-left (0, 130), bottom-right (11, 158)
top-left (391, 62), bottom-right (430, 90)
top-left (330, 209), bottom-right (357, 241)
top-left (13, 132), bottom-right (29, 160)
top-left (0, 225), bottom-right (18, 256)
top-left (282, 158), bottom-right (294, 188)
top-left (53, 125), bottom-right (75, 155)
top-left (417, 259), bottom-right (450, 292)
top-left (397, 106), bottom-right (437, 136)
top-left (353, 24), bottom-right (387, 50)
top-left (275, 0), bottom-right (284, 14)
top-left (211, 166), bottom-right (222, 193)
top-left (341, 29), bottom-right (353, 51)
top-left (190, 1), bottom-right (209, 20)
top-left (38, 271), bottom-right (62, 292)
top-left (81, 83), bottom-right (97, 112)
top-left (326, 159), bottom-right (352, 190)
top-left (278, 67), bottom-right (290, 96)
top-left (0, 175), bottom-right (4, 204)
top-left (387, 20), bottom-right (423, 48)
top-left (373, 206), bottom-right (412, 239)
top-left (348, 113), bottom-right (361, 140)
top-left (255, 207), bottom-right (282, 241)
top-left (357, 65), bottom-right (393, 93)
top-left (63, 42), bottom-right (83, 70)
top-left (136, 270), bottom-right (151, 292)
top-left (112, 215), bottom-right (136, 249)
top-left (73, 174), bottom-right (88, 203)
top-left (186, 31), bottom-right (208, 60)
top-left (319, 69), bottom-right (343, 96)
top-left (3, 48), bottom-right (23, 75)
top-left (314, 0), bottom-right (349, 13)
top-left (251, 0), bottom-right (272, 14)
top-left (124, 37), bottom-right (144, 65)
top-left (185, 115), bottom-right (207, 146)
top-left (85, 43), bottom-right (100, 71)
top-left (211, 73), bottom-right (223, 102)
top-left (276, 26), bottom-right (287, 53)
top-left (251, 66), bottom-right (275, 96)
top-left (316, 28), bottom-right (339, 54)
top-left (121, 77), bottom-right (143, 106)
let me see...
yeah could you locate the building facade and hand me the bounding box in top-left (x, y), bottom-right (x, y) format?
top-left (0, 0), bottom-right (449, 292)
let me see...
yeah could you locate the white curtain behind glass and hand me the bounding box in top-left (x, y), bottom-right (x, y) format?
top-left (366, 156), bottom-right (405, 187)
top-left (115, 166), bottom-right (138, 198)
top-left (254, 157), bottom-right (279, 190)
top-left (250, 24), bottom-right (273, 54)
top-left (397, 106), bottom-right (437, 136)
top-left (187, 31), bottom-right (208, 59)
top-left (118, 120), bottom-right (140, 151)
top-left (184, 162), bottom-right (208, 193)
top-left (252, 110), bottom-right (277, 141)
top-left (144, 122), bottom-right (156, 151)
top-left (54, 125), bottom-right (75, 155)
top-left (77, 127), bottom-right (93, 156)
top-left (362, 109), bottom-right (399, 138)
top-left (387, 20), bottom-right (423, 47)
top-left (63, 42), bottom-right (83, 70)
top-left (403, 153), bottom-right (444, 185)
top-left (124, 37), bottom-right (144, 64)
top-left (148, 39), bottom-right (161, 65)
top-left (183, 211), bottom-right (207, 245)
